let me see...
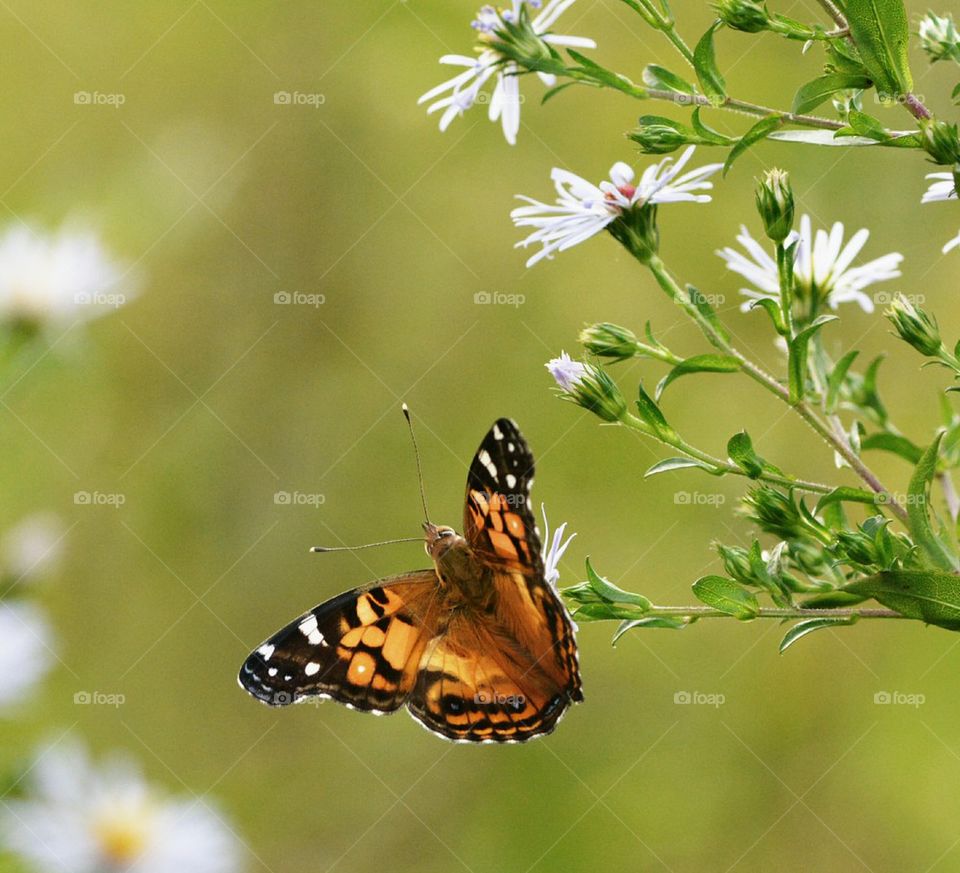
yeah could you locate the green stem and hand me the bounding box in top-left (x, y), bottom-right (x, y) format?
top-left (644, 254), bottom-right (912, 525)
top-left (622, 411), bottom-right (833, 494)
top-left (644, 88), bottom-right (844, 131)
top-left (645, 604), bottom-right (905, 619)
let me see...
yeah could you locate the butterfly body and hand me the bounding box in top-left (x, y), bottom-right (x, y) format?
top-left (239, 418), bottom-right (582, 743)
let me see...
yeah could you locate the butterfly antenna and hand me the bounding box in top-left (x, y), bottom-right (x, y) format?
top-left (402, 403), bottom-right (431, 523)
top-left (310, 537), bottom-right (421, 553)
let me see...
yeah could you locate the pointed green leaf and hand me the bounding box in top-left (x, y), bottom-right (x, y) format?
top-left (788, 315), bottom-right (837, 404)
top-left (845, 0), bottom-right (914, 97)
top-left (724, 115), bottom-right (785, 176)
top-left (860, 432), bottom-right (923, 464)
top-left (642, 64), bottom-right (695, 94)
top-left (726, 431), bottom-right (783, 479)
top-left (636, 382), bottom-right (678, 441)
top-left (906, 432), bottom-right (958, 570)
top-left (687, 284), bottom-right (731, 343)
top-left (792, 74), bottom-right (872, 114)
top-left (692, 575), bottom-right (759, 619)
top-left (691, 107), bottom-right (736, 145)
top-left (825, 349), bottom-right (859, 414)
top-left (748, 297), bottom-right (788, 335)
top-left (612, 616), bottom-right (687, 643)
top-left (815, 486), bottom-right (882, 514)
top-left (655, 354), bottom-right (740, 399)
top-left (644, 457), bottom-right (723, 477)
top-left (585, 557), bottom-right (652, 608)
top-left (693, 21), bottom-right (726, 100)
top-left (779, 616), bottom-right (858, 653)
top-left (846, 569), bottom-right (960, 629)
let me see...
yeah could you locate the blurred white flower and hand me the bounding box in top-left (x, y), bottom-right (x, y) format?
top-left (918, 12), bottom-right (960, 62)
top-left (513, 147), bottom-right (722, 266)
top-left (0, 224), bottom-right (131, 331)
top-left (0, 601), bottom-right (54, 710)
top-left (2, 740), bottom-right (242, 873)
top-left (418, 0), bottom-right (595, 145)
top-left (541, 505), bottom-right (575, 588)
top-left (1, 512), bottom-right (65, 582)
top-left (717, 215), bottom-right (902, 313)
top-left (943, 231), bottom-right (960, 254)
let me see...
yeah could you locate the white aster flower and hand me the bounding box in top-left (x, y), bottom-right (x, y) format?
top-left (0, 224), bottom-right (131, 331)
top-left (1, 512), bottom-right (66, 583)
top-left (418, 0), bottom-right (596, 145)
top-left (2, 739), bottom-right (242, 873)
top-left (0, 601), bottom-right (54, 710)
top-left (541, 505), bottom-right (575, 588)
top-left (513, 146), bottom-right (722, 266)
top-left (919, 12), bottom-right (960, 62)
top-left (717, 214), bottom-right (903, 313)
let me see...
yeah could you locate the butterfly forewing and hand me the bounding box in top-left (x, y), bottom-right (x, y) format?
top-left (464, 418), bottom-right (542, 576)
top-left (238, 571), bottom-right (441, 713)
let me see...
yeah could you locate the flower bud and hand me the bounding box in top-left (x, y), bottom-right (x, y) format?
top-left (546, 353), bottom-right (628, 422)
top-left (921, 119), bottom-right (960, 166)
top-left (629, 119), bottom-right (692, 155)
top-left (755, 169), bottom-right (794, 243)
top-left (716, 543), bottom-right (755, 585)
top-left (714, 0), bottom-right (770, 33)
top-left (886, 294), bottom-right (943, 357)
top-left (919, 12), bottom-right (960, 63)
top-left (742, 486), bottom-right (806, 540)
top-left (579, 323), bottom-right (639, 361)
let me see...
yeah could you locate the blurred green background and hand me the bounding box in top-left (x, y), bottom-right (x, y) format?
top-left (4, 0), bottom-right (960, 870)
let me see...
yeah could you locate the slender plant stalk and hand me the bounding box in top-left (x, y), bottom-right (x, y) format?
top-left (647, 605), bottom-right (905, 619)
top-left (644, 255), bottom-right (913, 526)
top-left (622, 412), bottom-right (833, 494)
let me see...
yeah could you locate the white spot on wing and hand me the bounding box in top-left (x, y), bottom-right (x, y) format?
top-left (506, 474), bottom-right (517, 488)
top-left (493, 424), bottom-right (503, 440)
top-left (305, 662), bottom-right (320, 676)
top-left (299, 614), bottom-right (325, 645)
top-left (258, 644), bottom-right (275, 661)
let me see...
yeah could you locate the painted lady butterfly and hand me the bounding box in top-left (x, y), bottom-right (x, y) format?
top-left (238, 418), bottom-right (582, 742)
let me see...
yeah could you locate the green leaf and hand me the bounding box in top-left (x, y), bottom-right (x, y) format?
top-left (727, 431), bottom-right (782, 479)
top-left (612, 616), bottom-right (687, 643)
top-left (692, 575), bottom-right (759, 619)
top-left (800, 590), bottom-right (870, 609)
top-left (748, 297), bottom-right (788, 335)
top-left (815, 486), bottom-right (881, 513)
top-left (541, 81), bottom-right (579, 105)
top-left (825, 349), bottom-right (859, 414)
top-left (724, 115), bottom-right (784, 176)
top-left (846, 570), bottom-right (960, 629)
top-left (844, 0), bottom-right (914, 97)
top-left (693, 21), bottom-right (726, 101)
top-left (779, 617), bottom-right (858, 653)
top-left (841, 110), bottom-right (892, 142)
top-left (691, 107), bottom-right (736, 145)
top-left (644, 457), bottom-right (723, 477)
top-left (655, 354), bottom-right (740, 399)
top-left (906, 432), bottom-right (958, 570)
top-left (636, 382), bottom-right (678, 441)
top-left (585, 557), bottom-right (652, 608)
top-left (792, 74), bottom-right (872, 114)
top-left (687, 284), bottom-right (731, 343)
top-left (860, 432), bottom-right (923, 464)
top-left (642, 64), bottom-right (695, 94)
top-left (788, 315), bottom-right (837, 404)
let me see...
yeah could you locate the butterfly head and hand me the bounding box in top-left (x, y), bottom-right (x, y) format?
top-left (423, 522), bottom-right (463, 561)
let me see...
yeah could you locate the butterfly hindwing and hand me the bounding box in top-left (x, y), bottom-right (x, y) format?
top-left (464, 418), bottom-right (542, 576)
top-left (406, 612), bottom-right (572, 742)
top-left (238, 571), bottom-right (441, 713)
